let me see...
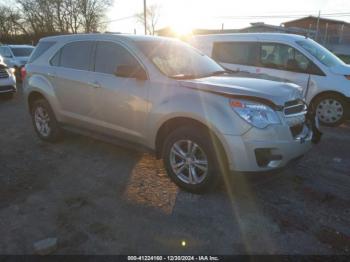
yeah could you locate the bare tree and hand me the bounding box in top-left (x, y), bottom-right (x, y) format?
top-left (6, 0), bottom-right (113, 36)
top-left (0, 5), bottom-right (27, 36)
top-left (136, 4), bottom-right (160, 35)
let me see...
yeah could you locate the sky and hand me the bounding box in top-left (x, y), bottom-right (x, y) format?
top-left (106, 0), bottom-right (350, 34)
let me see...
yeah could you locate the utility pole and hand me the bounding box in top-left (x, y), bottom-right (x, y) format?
top-left (144, 0), bottom-right (147, 35)
top-left (315, 10), bottom-right (321, 42)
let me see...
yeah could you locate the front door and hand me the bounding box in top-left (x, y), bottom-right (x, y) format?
top-left (90, 41), bottom-right (149, 142)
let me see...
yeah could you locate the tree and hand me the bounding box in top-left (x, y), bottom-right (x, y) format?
top-left (136, 4), bottom-right (160, 35)
top-left (0, 5), bottom-right (24, 36)
top-left (4, 0), bottom-right (113, 36)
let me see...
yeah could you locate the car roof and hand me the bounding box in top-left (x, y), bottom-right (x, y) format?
top-left (191, 33), bottom-right (308, 42)
top-left (40, 33), bottom-right (179, 44)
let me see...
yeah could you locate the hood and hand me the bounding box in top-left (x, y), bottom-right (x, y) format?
top-left (179, 76), bottom-right (303, 106)
top-left (15, 56), bottom-right (29, 62)
top-left (329, 63), bottom-right (350, 75)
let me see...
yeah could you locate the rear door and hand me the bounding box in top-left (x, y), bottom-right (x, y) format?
top-left (90, 41), bottom-right (149, 142)
top-left (49, 40), bottom-right (99, 126)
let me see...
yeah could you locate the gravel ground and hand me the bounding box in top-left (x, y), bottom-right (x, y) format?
top-left (0, 86), bottom-right (350, 254)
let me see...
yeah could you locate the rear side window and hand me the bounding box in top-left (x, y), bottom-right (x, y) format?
top-left (212, 42), bottom-right (259, 66)
top-left (28, 42), bottom-right (55, 63)
top-left (58, 41), bottom-right (94, 71)
top-left (94, 41), bottom-right (140, 75)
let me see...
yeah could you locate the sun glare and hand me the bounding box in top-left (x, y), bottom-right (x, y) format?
top-left (170, 23), bottom-right (193, 36)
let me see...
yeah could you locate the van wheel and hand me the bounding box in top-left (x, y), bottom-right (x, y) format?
top-left (31, 99), bottom-right (62, 142)
top-left (162, 126), bottom-right (223, 194)
top-left (313, 94), bottom-right (347, 127)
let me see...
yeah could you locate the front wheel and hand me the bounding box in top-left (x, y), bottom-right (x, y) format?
top-left (314, 94), bottom-right (348, 127)
top-left (162, 126), bottom-right (224, 193)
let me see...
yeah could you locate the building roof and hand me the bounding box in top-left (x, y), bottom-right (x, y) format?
top-left (283, 16), bottom-right (350, 26)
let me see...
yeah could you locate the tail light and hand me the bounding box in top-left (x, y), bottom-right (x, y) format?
top-left (21, 67), bottom-right (27, 80)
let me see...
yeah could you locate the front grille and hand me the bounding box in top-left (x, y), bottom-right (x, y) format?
top-left (0, 86), bottom-right (15, 92)
top-left (0, 68), bottom-right (9, 79)
top-left (283, 100), bottom-right (307, 116)
top-left (284, 100), bottom-right (308, 138)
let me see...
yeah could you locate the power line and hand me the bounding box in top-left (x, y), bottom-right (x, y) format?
top-left (98, 15), bottom-right (135, 25)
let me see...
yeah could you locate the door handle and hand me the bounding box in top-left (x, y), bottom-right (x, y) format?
top-left (90, 81), bottom-right (101, 88)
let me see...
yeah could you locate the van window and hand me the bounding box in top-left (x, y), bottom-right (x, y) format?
top-left (260, 43), bottom-right (313, 73)
top-left (94, 41), bottom-right (140, 75)
top-left (59, 41), bottom-right (94, 71)
top-left (29, 42), bottom-right (55, 63)
top-left (212, 42), bottom-right (259, 66)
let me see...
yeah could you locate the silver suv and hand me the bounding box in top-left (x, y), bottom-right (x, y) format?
top-left (23, 34), bottom-right (317, 193)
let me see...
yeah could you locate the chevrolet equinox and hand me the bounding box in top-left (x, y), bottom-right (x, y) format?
top-left (24, 34), bottom-right (317, 193)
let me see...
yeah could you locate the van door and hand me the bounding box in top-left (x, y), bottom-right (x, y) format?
top-left (257, 42), bottom-right (313, 90)
top-left (89, 41), bottom-right (149, 143)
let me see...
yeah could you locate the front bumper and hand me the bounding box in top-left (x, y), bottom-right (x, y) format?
top-left (0, 76), bottom-right (16, 94)
top-left (223, 123), bottom-right (313, 172)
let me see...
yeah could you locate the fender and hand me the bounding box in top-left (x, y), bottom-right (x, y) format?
top-left (145, 90), bottom-right (253, 149)
top-left (25, 74), bottom-right (63, 122)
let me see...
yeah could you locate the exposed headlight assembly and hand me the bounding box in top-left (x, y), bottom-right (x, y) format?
top-left (229, 99), bottom-right (281, 129)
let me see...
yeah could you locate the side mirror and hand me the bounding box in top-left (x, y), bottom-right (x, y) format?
top-left (115, 65), bottom-right (147, 80)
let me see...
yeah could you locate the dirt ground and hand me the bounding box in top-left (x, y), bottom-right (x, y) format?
top-left (0, 86), bottom-right (350, 254)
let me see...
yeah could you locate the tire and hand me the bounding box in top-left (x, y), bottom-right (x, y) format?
top-left (313, 94), bottom-right (348, 127)
top-left (162, 126), bottom-right (225, 194)
top-left (31, 98), bottom-right (62, 142)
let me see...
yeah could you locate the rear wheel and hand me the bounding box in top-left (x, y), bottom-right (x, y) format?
top-left (162, 126), bottom-right (224, 193)
top-left (314, 94), bottom-right (347, 127)
top-left (31, 99), bottom-right (62, 142)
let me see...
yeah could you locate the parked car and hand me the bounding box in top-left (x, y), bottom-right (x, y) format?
top-left (0, 44), bottom-right (34, 81)
top-left (0, 62), bottom-right (16, 99)
top-left (189, 33), bottom-right (350, 126)
top-left (23, 34), bottom-right (318, 193)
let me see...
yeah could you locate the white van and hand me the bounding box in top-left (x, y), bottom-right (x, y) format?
top-left (189, 33), bottom-right (350, 126)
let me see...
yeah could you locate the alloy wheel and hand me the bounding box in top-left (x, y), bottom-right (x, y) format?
top-left (169, 139), bottom-right (208, 185)
top-left (34, 106), bottom-right (51, 137)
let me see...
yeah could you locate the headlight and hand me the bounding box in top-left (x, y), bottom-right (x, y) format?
top-left (229, 99), bottom-right (281, 128)
top-left (8, 68), bottom-right (16, 75)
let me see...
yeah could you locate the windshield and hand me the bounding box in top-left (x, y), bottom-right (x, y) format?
top-left (296, 39), bottom-right (344, 67)
top-left (10, 47), bottom-right (34, 57)
top-left (136, 40), bottom-right (225, 79)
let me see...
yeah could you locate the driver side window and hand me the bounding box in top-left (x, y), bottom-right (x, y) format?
top-left (260, 43), bottom-right (312, 73)
top-left (94, 41), bottom-right (141, 75)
